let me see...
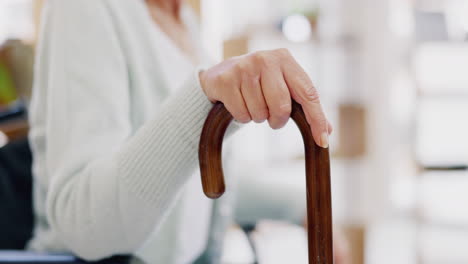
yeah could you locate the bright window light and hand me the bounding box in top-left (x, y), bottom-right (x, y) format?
top-left (389, 69), bottom-right (415, 125)
top-left (0, 0), bottom-right (34, 44)
top-left (413, 43), bottom-right (468, 95)
top-left (416, 98), bottom-right (468, 166)
top-left (446, 1), bottom-right (468, 40)
top-left (389, 0), bottom-right (414, 38)
top-left (420, 225), bottom-right (468, 263)
top-left (282, 14), bottom-right (312, 43)
top-left (419, 171), bottom-right (468, 225)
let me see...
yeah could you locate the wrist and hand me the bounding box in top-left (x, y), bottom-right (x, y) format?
top-left (198, 70), bottom-right (207, 95)
top-left (198, 70), bottom-right (215, 103)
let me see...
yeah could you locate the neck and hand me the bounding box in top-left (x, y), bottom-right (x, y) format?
top-left (146, 0), bottom-right (182, 18)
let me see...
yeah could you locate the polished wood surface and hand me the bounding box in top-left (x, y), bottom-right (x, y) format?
top-left (199, 101), bottom-right (334, 263)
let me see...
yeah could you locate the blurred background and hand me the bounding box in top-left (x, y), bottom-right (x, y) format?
top-left (1, 0), bottom-right (468, 263)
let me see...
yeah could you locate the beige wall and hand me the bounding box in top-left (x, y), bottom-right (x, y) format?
top-left (186, 0), bottom-right (201, 17)
top-left (33, 0), bottom-right (44, 45)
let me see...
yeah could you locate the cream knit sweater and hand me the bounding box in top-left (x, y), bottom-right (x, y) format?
top-left (27, 0), bottom-right (220, 263)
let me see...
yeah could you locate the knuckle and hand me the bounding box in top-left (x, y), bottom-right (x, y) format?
top-left (278, 103), bottom-right (292, 117)
top-left (253, 51), bottom-right (269, 64)
top-left (317, 118), bottom-right (328, 131)
top-left (246, 73), bottom-right (260, 86)
top-left (236, 61), bottom-right (248, 73)
top-left (310, 111), bottom-right (328, 129)
top-left (241, 69), bottom-right (258, 82)
top-left (216, 72), bottom-right (231, 86)
top-left (271, 103), bottom-right (291, 119)
top-left (304, 85), bottom-right (320, 102)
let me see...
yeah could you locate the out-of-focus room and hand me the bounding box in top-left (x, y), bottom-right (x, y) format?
top-left (1, 0), bottom-right (468, 263)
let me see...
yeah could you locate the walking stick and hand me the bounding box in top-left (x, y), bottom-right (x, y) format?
top-left (199, 101), bottom-right (333, 264)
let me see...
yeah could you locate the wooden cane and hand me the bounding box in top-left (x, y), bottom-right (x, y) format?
top-left (199, 101), bottom-right (333, 264)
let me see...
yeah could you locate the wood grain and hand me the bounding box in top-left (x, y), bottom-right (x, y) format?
top-left (199, 101), bottom-right (334, 263)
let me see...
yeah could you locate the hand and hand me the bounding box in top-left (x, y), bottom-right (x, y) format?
top-left (199, 48), bottom-right (332, 148)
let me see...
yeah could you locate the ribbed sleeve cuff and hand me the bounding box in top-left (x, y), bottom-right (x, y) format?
top-left (117, 69), bottom-right (213, 205)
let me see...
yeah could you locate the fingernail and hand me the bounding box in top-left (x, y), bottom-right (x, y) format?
top-left (320, 132), bottom-right (329, 148)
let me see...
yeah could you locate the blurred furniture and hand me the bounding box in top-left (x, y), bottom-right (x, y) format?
top-left (0, 118), bottom-right (28, 142)
top-left (412, 11), bottom-right (468, 263)
top-left (0, 139), bottom-right (129, 263)
top-left (0, 103), bottom-right (28, 142)
top-left (0, 252), bottom-right (131, 264)
top-left (0, 40), bottom-right (33, 143)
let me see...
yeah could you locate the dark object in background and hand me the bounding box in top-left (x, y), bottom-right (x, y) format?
top-left (0, 139), bottom-right (131, 264)
top-left (0, 101), bottom-right (26, 123)
top-left (0, 102), bottom-right (28, 142)
top-left (0, 138), bottom-right (33, 250)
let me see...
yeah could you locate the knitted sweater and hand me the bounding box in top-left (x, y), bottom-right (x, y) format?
top-left (27, 1), bottom-right (218, 263)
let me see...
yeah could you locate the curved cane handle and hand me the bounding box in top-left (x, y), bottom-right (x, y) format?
top-left (199, 101), bottom-right (333, 264)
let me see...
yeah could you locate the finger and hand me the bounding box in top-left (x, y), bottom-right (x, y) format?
top-left (282, 61), bottom-right (329, 148)
top-left (241, 75), bottom-right (269, 123)
top-left (223, 87), bottom-right (251, 123)
top-left (260, 66), bottom-right (291, 129)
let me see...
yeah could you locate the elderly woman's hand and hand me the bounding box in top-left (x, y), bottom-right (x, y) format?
top-left (199, 48), bottom-right (332, 148)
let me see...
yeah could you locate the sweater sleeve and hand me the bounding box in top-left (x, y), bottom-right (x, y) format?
top-left (31, 0), bottom-right (214, 260)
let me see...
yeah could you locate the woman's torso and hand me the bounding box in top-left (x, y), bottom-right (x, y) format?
top-left (28, 1), bottom-right (212, 263)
